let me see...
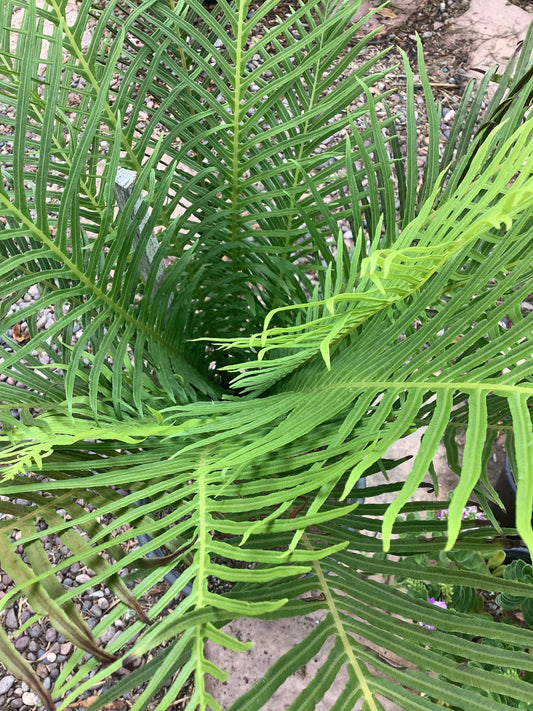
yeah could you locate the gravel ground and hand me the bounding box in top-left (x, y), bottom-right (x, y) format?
top-left (1, 0), bottom-right (532, 709)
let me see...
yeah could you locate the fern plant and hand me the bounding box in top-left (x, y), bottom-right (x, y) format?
top-left (1, 0), bottom-right (533, 708)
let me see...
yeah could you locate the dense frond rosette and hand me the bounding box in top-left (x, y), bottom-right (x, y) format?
top-left (1, 0), bottom-right (533, 709)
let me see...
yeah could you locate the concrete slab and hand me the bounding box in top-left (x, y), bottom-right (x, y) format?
top-left (451, 0), bottom-right (531, 74)
top-left (205, 427), bottom-right (510, 709)
top-left (204, 430), bottom-right (459, 710)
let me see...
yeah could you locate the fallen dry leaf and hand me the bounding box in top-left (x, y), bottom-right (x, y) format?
top-left (67, 697), bottom-right (128, 710)
top-left (13, 322), bottom-right (29, 343)
top-left (66, 696), bottom-right (99, 709)
top-left (375, 7), bottom-right (397, 18)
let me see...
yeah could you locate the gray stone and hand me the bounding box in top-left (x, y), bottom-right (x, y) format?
top-left (98, 626), bottom-right (116, 644)
top-left (5, 608), bottom-right (18, 629)
top-left (0, 676), bottom-right (15, 694)
top-left (14, 636), bottom-right (30, 652)
top-left (28, 624), bottom-right (41, 638)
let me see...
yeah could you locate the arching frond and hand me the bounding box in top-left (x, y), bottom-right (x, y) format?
top-left (1, 0), bottom-right (533, 709)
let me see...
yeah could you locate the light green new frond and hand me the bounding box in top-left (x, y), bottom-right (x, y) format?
top-left (215, 116), bottom-right (533, 394)
top-left (0, 412), bottom-right (179, 480)
top-left (0, 412), bottom-right (356, 708)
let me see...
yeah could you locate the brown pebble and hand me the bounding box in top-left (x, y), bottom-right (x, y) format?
top-left (36, 663), bottom-right (48, 679)
top-left (60, 642), bottom-right (72, 655)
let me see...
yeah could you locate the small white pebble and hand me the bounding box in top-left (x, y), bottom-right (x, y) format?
top-left (22, 691), bottom-right (40, 705)
top-left (75, 573), bottom-right (92, 584)
top-left (443, 109), bottom-right (455, 123)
